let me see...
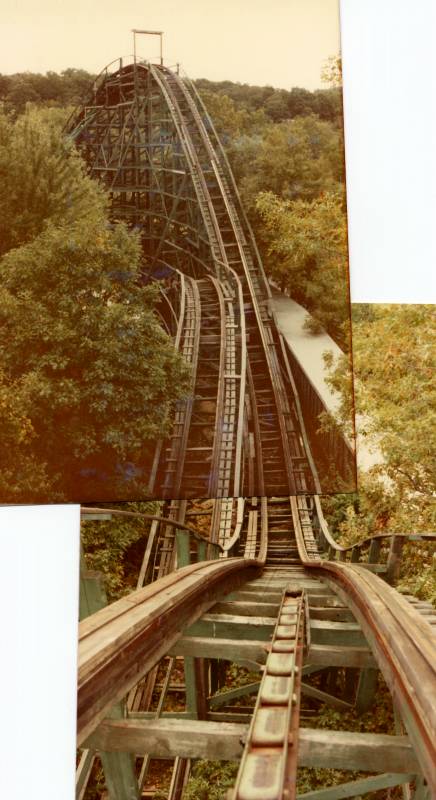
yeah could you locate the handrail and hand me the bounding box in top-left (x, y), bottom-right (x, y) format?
top-left (80, 507), bottom-right (225, 552)
top-left (313, 496), bottom-right (436, 553)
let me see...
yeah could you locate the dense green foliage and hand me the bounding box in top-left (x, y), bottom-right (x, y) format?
top-left (196, 71), bottom-right (349, 350)
top-left (255, 190), bottom-right (349, 349)
top-left (81, 502), bottom-right (160, 601)
top-left (0, 68), bottom-right (94, 114)
top-left (0, 108), bottom-right (190, 501)
top-left (322, 304), bottom-right (436, 601)
top-left (0, 66), bottom-right (349, 348)
top-left (195, 78), bottom-right (343, 125)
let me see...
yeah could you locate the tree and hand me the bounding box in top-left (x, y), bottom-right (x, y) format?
top-left (0, 108), bottom-right (191, 502)
top-left (324, 305), bottom-right (436, 532)
top-left (233, 115), bottom-right (343, 213)
top-left (255, 190), bottom-right (350, 350)
top-left (199, 90), bottom-right (267, 142)
top-left (321, 55), bottom-right (342, 88)
top-left (0, 106), bottom-right (100, 255)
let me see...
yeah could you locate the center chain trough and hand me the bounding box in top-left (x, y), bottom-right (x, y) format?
top-left (231, 588), bottom-right (307, 800)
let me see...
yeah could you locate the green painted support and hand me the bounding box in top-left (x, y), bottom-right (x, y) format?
top-left (209, 681), bottom-right (260, 708)
top-left (184, 655), bottom-right (208, 720)
top-left (296, 773), bottom-right (415, 799)
top-left (79, 563), bottom-right (139, 800)
top-left (176, 529), bottom-right (191, 568)
top-left (328, 545), bottom-right (336, 559)
top-left (339, 550), bottom-right (347, 562)
top-left (368, 538), bottom-right (382, 564)
top-left (355, 667), bottom-right (379, 714)
top-left (197, 540), bottom-right (206, 562)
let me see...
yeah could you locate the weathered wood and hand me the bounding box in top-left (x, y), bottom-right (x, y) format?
top-left (296, 772), bottom-right (415, 799)
top-left (86, 718), bottom-right (248, 760)
top-left (86, 720), bottom-right (420, 772)
top-left (77, 558), bottom-right (261, 745)
top-left (301, 682), bottom-right (352, 711)
top-left (310, 620), bottom-right (366, 647)
top-left (355, 667), bottom-right (379, 714)
top-left (387, 536), bottom-right (405, 584)
top-left (170, 638), bottom-right (376, 668)
top-left (209, 681), bottom-right (260, 708)
top-left (184, 656), bottom-right (208, 720)
top-left (211, 600), bottom-right (279, 617)
top-left (368, 538), bottom-right (382, 564)
top-left (309, 607), bottom-right (355, 622)
top-left (299, 729), bottom-right (419, 772)
top-left (185, 613), bottom-right (274, 641)
top-left (169, 636), bottom-right (268, 667)
top-left (79, 569), bottom-right (140, 800)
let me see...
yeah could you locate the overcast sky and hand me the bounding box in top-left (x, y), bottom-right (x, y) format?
top-left (1, 0), bottom-right (340, 90)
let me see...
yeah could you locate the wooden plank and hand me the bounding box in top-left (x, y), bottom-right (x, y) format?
top-left (169, 636), bottom-right (267, 668)
top-left (387, 536), bottom-right (405, 584)
top-left (296, 772), bottom-right (415, 799)
top-left (310, 620), bottom-right (366, 647)
top-left (209, 682), bottom-right (260, 708)
top-left (309, 608), bottom-right (355, 622)
top-left (301, 683), bottom-right (353, 711)
top-left (185, 614), bottom-right (274, 641)
top-left (211, 601), bottom-right (279, 617)
top-left (77, 558), bottom-right (261, 745)
top-left (298, 729), bottom-right (419, 772)
top-left (86, 718), bottom-right (248, 760)
top-left (86, 720), bottom-right (420, 773)
top-left (355, 667), bottom-right (379, 714)
top-left (171, 638), bottom-right (376, 669)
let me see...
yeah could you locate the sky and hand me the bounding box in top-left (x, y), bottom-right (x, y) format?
top-left (1, 0), bottom-right (340, 90)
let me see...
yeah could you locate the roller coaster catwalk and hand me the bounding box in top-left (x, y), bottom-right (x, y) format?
top-left (72, 60), bottom-right (436, 800)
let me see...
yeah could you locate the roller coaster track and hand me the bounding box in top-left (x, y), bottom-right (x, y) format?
top-left (72, 60), bottom-right (435, 800)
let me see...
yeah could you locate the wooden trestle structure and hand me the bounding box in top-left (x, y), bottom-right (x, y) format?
top-left (71, 59), bottom-right (436, 799)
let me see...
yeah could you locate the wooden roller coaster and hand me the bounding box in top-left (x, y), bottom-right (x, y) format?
top-left (70, 59), bottom-right (436, 800)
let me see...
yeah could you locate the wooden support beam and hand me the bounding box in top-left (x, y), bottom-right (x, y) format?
top-left (309, 607), bottom-right (355, 622)
top-left (184, 656), bottom-right (208, 720)
top-left (186, 617), bottom-right (366, 646)
top-left (368, 538), bottom-right (382, 564)
top-left (79, 570), bottom-right (140, 800)
top-left (356, 667), bottom-right (379, 714)
top-left (387, 536), bottom-right (405, 584)
top-left (296, 772), bottom-right (415, 799)
top-left (209, 682), bottom-right (260, 709)
top-left (170, 638), bottom-right (376, 669)
top-left (185, 613), bottom-right (273, 641)
top-left (170, 635), bottom-right (267, 666)
top-left (310, 620), bottom-right (366, 647)
top-left (211, 601), bottom-right (279, 617)
top-left (301, 682), bottom-right (353, 711)
top-left (86, 720), bottom-right (420, 773)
